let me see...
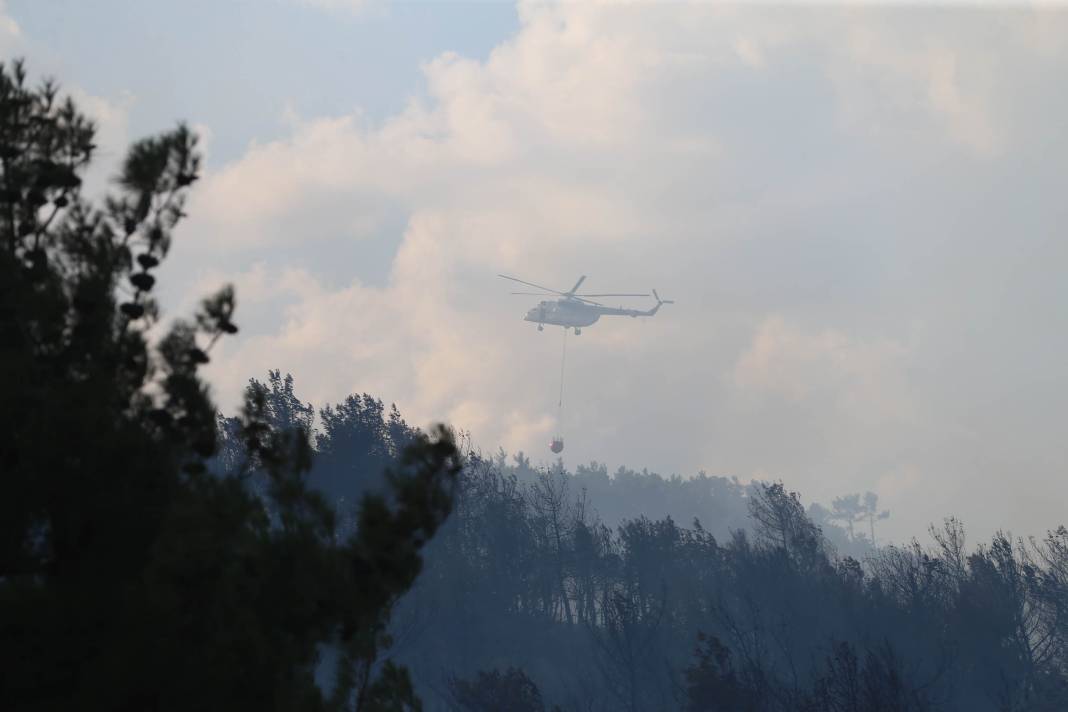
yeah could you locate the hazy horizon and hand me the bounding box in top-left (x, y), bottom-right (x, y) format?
top-left (8, 0), bottom-right (1068, 546)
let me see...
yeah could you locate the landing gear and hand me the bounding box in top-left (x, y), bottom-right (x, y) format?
top-left (574, 328), bottom-right (581, 335)
top-left (537, 324), bottom-right (544, 331)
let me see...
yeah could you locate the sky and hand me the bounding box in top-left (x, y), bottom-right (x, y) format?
top-left (4, 0), bottom-right (1068, 544)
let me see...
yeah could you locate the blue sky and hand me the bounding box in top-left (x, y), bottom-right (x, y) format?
top-left (8, 0), bottom-right (517, 285)
top-left (10, 0), bottom-right (518, 163)
top-left (5, 2), bottom-right (1068, 544)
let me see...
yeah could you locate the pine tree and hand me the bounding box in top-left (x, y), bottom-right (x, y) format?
top-left (0, 59), bottom-right (459, 711)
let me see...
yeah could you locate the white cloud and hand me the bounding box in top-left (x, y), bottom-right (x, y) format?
top-left (66, 88), bottom-right (134, 196)
top-left (0, 2), bottom-right (19, 52)
top-left (831, 16), bottom-right (1001, 157)
top-left (163, 4), bottom-right (1068, 543)
top-left (732, 315), bottom-right (914, 427)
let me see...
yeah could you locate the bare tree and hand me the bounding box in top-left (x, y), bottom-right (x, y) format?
top-left (528, 469), bottom-right (576, 625)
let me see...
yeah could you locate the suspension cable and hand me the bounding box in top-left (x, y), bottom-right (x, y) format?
top-left (558, 327), bottom-right (568, 415)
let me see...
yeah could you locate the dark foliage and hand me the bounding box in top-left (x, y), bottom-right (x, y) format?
top-left (314, 394), bottom-right (416, 504)
top-left (392, 464), bottom-right (1068, 711)
top-left (233, 372), bottom-right (1068, 712)
top-left (447, 667), bottom-right (557, 712)
top-left (685, 634), bottom-right (762, 712)
top-left (0, 61), bottom-right (460, 711)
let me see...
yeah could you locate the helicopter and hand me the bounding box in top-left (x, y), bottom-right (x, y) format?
top-left (499, 274), bottom-right (673, 334)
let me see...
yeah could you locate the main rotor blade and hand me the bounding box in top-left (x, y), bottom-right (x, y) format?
top-left (570, 296), bottom-right (603, 306)
top-left (514, 291), bottom-right (603, 306)
top-left (576, 293), bottom-right (650, 297)
top-left (567, 275), bottom-right (587, 295)
top-left (498, 274), bottom-right (566, 296)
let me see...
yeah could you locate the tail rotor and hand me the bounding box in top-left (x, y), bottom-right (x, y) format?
top-left (652, 289), bottom-right (674, 306)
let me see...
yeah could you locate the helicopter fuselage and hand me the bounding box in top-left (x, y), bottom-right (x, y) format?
top-left (525, 299), bottom-right (601, 328)
top-left (524, 298), bottom-right (664, 329)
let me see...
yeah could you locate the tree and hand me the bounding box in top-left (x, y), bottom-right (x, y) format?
top-left (314, 393), bottom-right (417, 504)
top-left (748, 482), bottom-right (825, 564)
top-left (447, 667), bottom-right (556, 712)
top-left (828, 492), bottom-right (889, 546)
top-left (685, 633), bottom-right (763, 712)
top-left (0, 60), bottom-right (460, 711)
top-left (811, 641), bottom-right (932, 712)
top-left (214, 370), bottom-right (317, 503)
top-left (587, 583), bottom-right (668, 712)
top-left (527, 469), bottom-right (577, 625)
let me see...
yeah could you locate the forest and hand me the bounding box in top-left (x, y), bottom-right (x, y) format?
top-left (4, 59), bottom-right (1068, 712)
top-left (221, 372), bottom-right (1068, 711)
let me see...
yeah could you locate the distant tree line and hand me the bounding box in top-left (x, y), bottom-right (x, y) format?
top-left (230, 374), bottom-right (1068, 711)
